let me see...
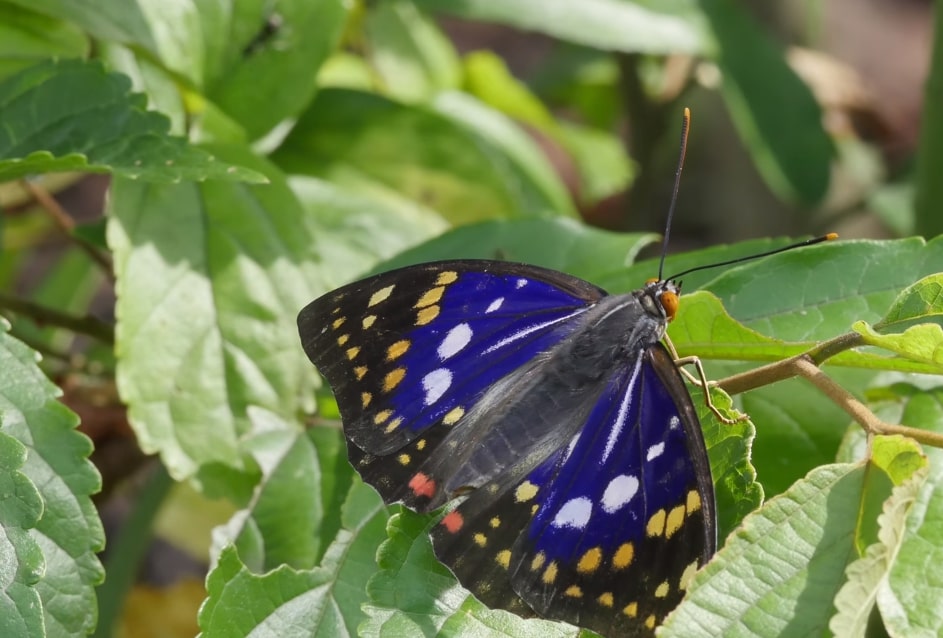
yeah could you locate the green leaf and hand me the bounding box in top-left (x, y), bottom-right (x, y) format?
top-left (365, 0), bottom-right (462, 102)
top-left (701, 0), bottom-right (832, 204)
top-left (107, 145), bottom-right (328, 479)
top-left (200, 479), bottom-right (388, 637)
top-left (854, 321), bottom-right (943, 372)
top-left (0, 4), bottom-right (88, 80)
top-left (0, 59), bottom-right (265, 183)
top-left (413, 0), bottom-right (706, 54)
top-left (461, 51), bottom-right (632, 205)
top-left (212, 425), bottom-right (356, 572)
top-left (0, 320), bottom-right (104, 636)
top-left (371, 217), bottom-right (657, 283)
top-left (830, 462), bottom-right (927, 636)
top-left (0, 431), bottom-right (45, 638)
top-left (694, 385), bottom-right (762, 541)
top-left (201, 0), bottom-right (350, 139)
top-left (878, 391), bottom-right (943, 636)
top-left (663, 463), bottom-right (871, 637)
top-left (362, 509), bottom-right (585, 638)
top-left (874, 272), bottom-right (943, 331)
top-left (273, 88), bottom-right (575, 223)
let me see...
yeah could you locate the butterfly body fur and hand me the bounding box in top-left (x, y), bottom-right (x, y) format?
top-left (298, 260), bottom-right (716, 637)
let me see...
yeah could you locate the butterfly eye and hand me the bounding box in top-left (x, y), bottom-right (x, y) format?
top-left (660, 291), bottom-right (679, 321)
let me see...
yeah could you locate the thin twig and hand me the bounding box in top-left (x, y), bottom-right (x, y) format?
top-left (713, 331), bottom-right (943, 450)
top-left (19, 178), bottom-right (114, 275)
top-left (0, 292), bottom-right (114, 344)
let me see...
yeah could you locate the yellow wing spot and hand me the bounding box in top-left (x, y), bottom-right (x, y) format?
top-left (386, 340), bottom-right (410, 361)
top-left (354, 366), bottom-right (367, 380)
top-left (416, 439), bottom-right (426, 450)
top-left (442, 406), bottom-right (464, 425)
top-left (577, 547), bottom-right (602, 574)
top-left (687, 489), bottom-right (702, 513)
top-left (362, 315), bottom-right (377, 329)
top-left (383, 367), bottom-right (406, 392)
top-left (647, 508), bottom-right (667, 537)
top-left (368, 285), bottom-right (395, 307)
top-left (531, 504), bottom-right (539, 515)
top-left (332, 317), bottom-right (346, 330)
top-left (542, 561), bottom-right (558, 584)
top-left (397, 454), bottom-right (411, 466)
top-left (489, 517), bottom-right (501, 528)
top-left (415, 286), bottom-right (445, 308)
top-left (346, 347), bottom-right (361, 360)
top-left (530, 552), bottom-right (546, 571)
top-left (436, 271), bottom-right (458, 285)
top-left (564, 585), bottom-right (583, 598)
top-left (331, 306), bottom-right (341, 315)
top-left (645, 615), bottom-right (657, 630)
top-left (679, 560), bottom-right (699, 591)
top-left (613, 542), bottom-right (634, 569)
top-left (384, 417), bottom-right (403, 433)
top-left (474, 533), bottom-right (487, 547)
top-left (361, 392), bottom-right (372, 408)
top-left (598, 592), bottom-right (614, 607)
top-left (514, 481), bottom-right (538, 503)
top-left (416, 305), bottom-right (440, 325)
top-left (337, 334), bottom-right (349, 346)
top-left (655, 581), bottom-right (670, 598)
top-left (666, 504), bottom-right (686, 539)
top-left (495, 549), bottom-right (511, 569)
top-left (374, 410), bottom-right (392, 425)
top-left (623, 602), bottom-right (638, 618)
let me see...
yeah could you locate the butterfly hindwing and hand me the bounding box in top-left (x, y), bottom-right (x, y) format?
top-left (430, 343), bottom-right (715, 638)
top-left (298, 261), bottom-right (606, 509)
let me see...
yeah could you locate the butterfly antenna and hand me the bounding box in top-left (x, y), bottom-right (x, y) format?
top-left (666, 233), bottom-right (839, 281)
top-left (657, 108), bottom-right (691, 282)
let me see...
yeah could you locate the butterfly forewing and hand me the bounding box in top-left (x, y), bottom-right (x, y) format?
top-left (298, 261), bottom-right (605, 509)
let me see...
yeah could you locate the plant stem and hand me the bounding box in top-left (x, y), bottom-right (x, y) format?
top-left (94, 461), bottom-right (174, 638)
top-left (0, 292), bottom-right (114, 344)
top-left (913, 0), bottom-right (943, 236)
top-left (19, 178), bottom-right (114, 275)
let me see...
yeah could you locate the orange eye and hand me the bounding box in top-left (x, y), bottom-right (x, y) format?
top-left (660, 291), bottom-right (679, 321)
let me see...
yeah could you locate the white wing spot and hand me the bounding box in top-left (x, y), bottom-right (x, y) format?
top-left (669, 416), bottom-right (680, 430)
top-left (601, 474), bottom-right (639, 514)
top-left (646, 441), bottom-right (666, 462)
top-left (485, 297), bottom-right (504, 313)
top-left (422, 368), bottom-right (452, 405)
top-left (438, 323), bottom-right (473, 360)
top-left (552, 497), bottom-right (593, 529)
top-left (515, 278), bottom-right (527, 288)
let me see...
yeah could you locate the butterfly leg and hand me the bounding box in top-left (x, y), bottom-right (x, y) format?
top-left (663, 337), bottom-right (747, 425)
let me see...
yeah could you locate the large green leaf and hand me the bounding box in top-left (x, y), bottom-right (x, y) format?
top-left (0, 320), bottom-right (104, 637)
top-left (413, 0), bottom-right (706, 54)
top-left (0, 4), bottom-right (87, 80)
top-left (272, 88), bottom-right (576, 223)
top-left (200, 478), bottom-right (389, 637)
top-left (0, 59), bottom-right (263, 183)
top-left (107, 145), bottom-right (327, 480)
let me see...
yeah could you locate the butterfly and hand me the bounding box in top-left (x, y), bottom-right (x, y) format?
top-left (297, 260), bottom-right (717, 637)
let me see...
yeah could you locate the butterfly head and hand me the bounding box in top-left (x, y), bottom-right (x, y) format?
top-left (643, 278), bottom-right (682, 323)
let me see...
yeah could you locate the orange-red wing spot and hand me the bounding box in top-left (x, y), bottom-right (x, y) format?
top-left (408, 472), bottom-right (437, 499)
top-left (441, 510), bottom-right (464, 534)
